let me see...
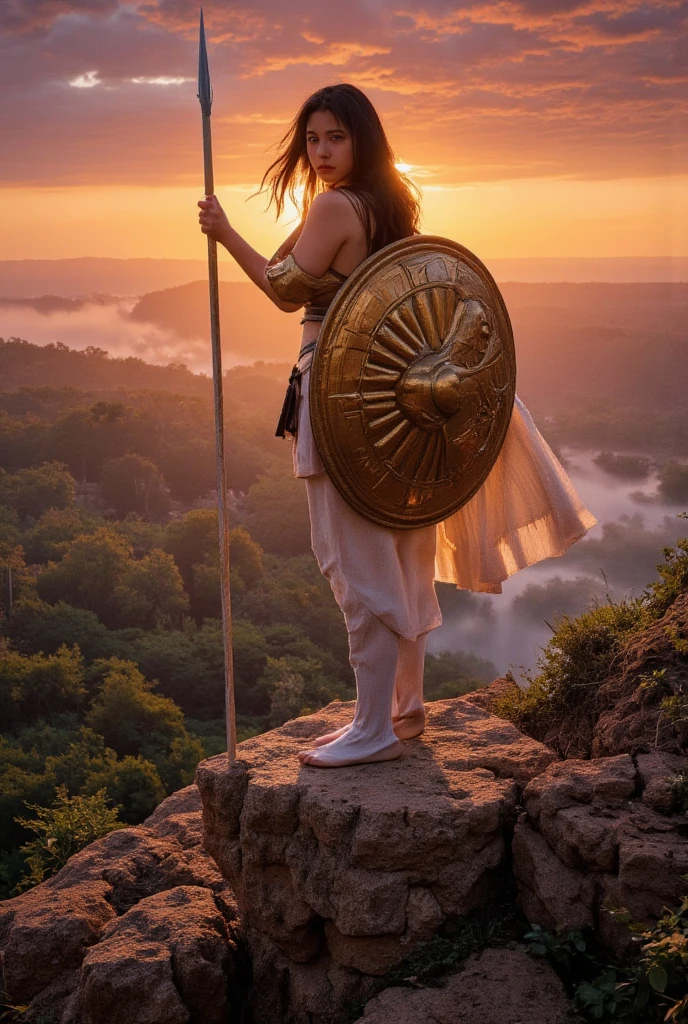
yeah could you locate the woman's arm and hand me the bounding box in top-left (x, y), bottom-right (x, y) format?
top-left (197, 195), bottom-right (301, 312)
top-left (290, 190), bottom-right (359, 277)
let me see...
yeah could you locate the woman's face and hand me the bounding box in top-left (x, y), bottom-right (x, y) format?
top-left (306, 109), bottom-right (354, 187)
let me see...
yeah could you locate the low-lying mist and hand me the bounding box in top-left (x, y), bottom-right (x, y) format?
top-left (0, 299), bottom-right (223, 373)
top-left (0, 298), bottom-right (291, 374)
top-left (429, 453), bottom-right (688, 677)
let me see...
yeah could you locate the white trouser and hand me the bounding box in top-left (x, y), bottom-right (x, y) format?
top-left (305, 473), bottom-right (436, 752)
top-left (341, 590), bottom-right (429, 752)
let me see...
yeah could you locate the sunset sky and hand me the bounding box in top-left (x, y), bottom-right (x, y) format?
top-left (1, 0), bottom-right (686, 268)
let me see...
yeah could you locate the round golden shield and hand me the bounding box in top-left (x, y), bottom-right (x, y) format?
top-left (310, 235), bottom-right (516, 529)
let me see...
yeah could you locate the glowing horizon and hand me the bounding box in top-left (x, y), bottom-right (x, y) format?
top-left (1, 0), bottom-right (686, 263)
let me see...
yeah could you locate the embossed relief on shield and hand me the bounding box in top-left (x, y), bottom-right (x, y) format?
top-left (311, 237), bottom-right (516, 529)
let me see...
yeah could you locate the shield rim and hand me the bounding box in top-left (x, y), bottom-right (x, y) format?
top-left (310, 234), bottom-right (516, 529)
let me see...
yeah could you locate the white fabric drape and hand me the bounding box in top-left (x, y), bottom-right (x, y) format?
top-left (306, 472), bottom-right (442, 641)
top-left (435, 396), bottom-right (598, 593)
top-left (294, 361), bottom-right (597, 599)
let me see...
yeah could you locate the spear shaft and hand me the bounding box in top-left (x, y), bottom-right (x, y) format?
top-left (198, 9), bottom-right (237, 767)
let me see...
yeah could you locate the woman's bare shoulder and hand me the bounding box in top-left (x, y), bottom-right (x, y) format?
top-left (307, 189), bottom-right (363, 225)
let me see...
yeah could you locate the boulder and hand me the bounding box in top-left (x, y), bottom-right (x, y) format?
top-left (0, 785), bottom-right (241, 1022)
top-left (62, 886), bottom-right (235, 1024)
top-left (196, 697), bottom-right (557, 1024)
top-left (512, 755), bottom-right (688, 958)
top-left (355, 945), bottom-right (583, 1023)
top-left (636, 750), bottom-right (687, 813)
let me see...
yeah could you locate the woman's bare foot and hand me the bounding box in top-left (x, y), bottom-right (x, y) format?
top-left (299, 737), bottom-right (403, 768)
top-left (393, 711), bottom-right (425, 740)
top-left (312, 710), bottom-right (425, 748)
top-left (312, 724), bottom-right (350, 748)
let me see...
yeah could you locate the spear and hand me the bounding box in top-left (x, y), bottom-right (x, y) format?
top-left (198, 8), bottom-right (237, 767)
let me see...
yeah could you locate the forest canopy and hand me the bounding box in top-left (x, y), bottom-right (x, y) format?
top-left (0, 339), bottom-right (498, 898)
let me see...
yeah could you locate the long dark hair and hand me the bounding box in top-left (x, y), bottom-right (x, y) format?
top-left (258, 84), bottom-right (421, 254)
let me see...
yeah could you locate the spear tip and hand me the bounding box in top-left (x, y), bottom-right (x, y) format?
top-left (198, 6), bottom-right (212, 116)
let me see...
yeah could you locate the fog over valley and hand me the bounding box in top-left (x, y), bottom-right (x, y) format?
top-left (1, 272), bottom-right (686, 683)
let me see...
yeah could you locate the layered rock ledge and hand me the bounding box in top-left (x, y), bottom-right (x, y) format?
top-left (513, 750), bottom-right (688, 958)
top-left (196, 695), bottom-right (557, 1024)
top-left (0, 786), bottom-right (242, 1024)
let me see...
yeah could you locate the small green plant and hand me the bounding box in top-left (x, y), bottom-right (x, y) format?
top-left (644, 517), bottom-right (688, 618)
top-left (670, 771), bottom-right (688, 815)
top-left (524, 924), bottom-right (589, 971)
top-left (494, 525), bottom-right (688, 743)
top-left (493, 596), bottom-right (649, 737)
top-left (14, 785), bottom-right (124, 892)
top-left (526, 882), bottom-right (688, 1022)
top-left (660, 691), bottom-right (688, 726)
top-left (638, 668), bottom-right (667, 695)
top-left (664, 622), bottom-right (688, 657)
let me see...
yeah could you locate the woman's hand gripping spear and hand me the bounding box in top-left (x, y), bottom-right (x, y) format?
top-left (198, 9), bottom-right (237, 767)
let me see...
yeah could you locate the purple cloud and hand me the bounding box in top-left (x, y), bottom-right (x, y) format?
top-left (0, 0), bottom-right (685, 186)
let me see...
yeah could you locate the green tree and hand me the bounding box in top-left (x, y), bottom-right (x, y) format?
top-left (22, 506), bottom-right (99, 564)
top-left (0, 737), bottom-right (57, 856)
top-left (126, 625), bottom-right (224, 718)
top-left (45, 727), bottom-right (114, 793)
top-left (37, 527), bottom-right (132, 626)
top-left (241, 553), bottom-right (350, 670)
top-left (86, 658), bottom-right (187, 762)
top-left (81, 755), bottom-right (166, 824)
top-left (114, 548), bottom-right (189, 629)
top-left (241, 470), bottom-right (311, 557)
top-left (0, 462), bottom-right (75, 520)
top-left (260, 656), bottom-right (309, 727)
top-left (100, 454), bottom-right (170, 519)
top-left (8, 599), bottom-right (113, 662)
top-left (0, 645), bottom-right (86, 728)
top-left (165, 512), bottom-right (263, 617)
top-left (258, 654), bottom-right (347, 727)
top-left (423, 650), bottom-right (496, 701)
top-left (158, 439), bottom-right (216, 502)
top-left (165, 509), bottom-right (218, 589)
top-left (48, 403), bottom-right (135, 482)
top-left (0, 538), bottom-right (30, 619)
top-left (156, 734), bottom-right (205, 792)
top-left (0, 409), bottom-right (49, 472)
top-left (112, 516), bottom-right (165, 558)
top-left (15, 786), bottom-right (124, 891)
top-left (18, 645), bottom-right (85, 722)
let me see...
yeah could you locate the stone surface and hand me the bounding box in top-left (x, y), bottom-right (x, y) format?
top-left (0, 785), bottom-right (240, 1022)
top-left (636, 750), bottom-right (687, 813)
top-left (197, 697), bottom-right (557, 1024)
top-left (355, 945), bottom-right (583, 1023)
top-left (512, 755), bottom-right (688, 958)
top-left (63, 886), bottom-right (234, 1024)
top-left (460, 676), bottom-right (522, 715)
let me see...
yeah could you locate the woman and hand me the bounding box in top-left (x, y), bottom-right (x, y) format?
top-left (198, 83), bottom-right (597, 769)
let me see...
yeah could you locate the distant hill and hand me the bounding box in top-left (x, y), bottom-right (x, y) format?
top-left (500, 282), bottom-right (688, 414)
top-left (130, 280), bottom-right (688, 415)
top-left (129, 281), bottom-right (302, 363)
top-left (2, 257), bottom-right (687, 300)
top-left (2, 281), bottom-right (687, 422)
top-left (0, 336), bottom-right (289, 397)
top-left (0, 258), bottom-right (244, 299)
